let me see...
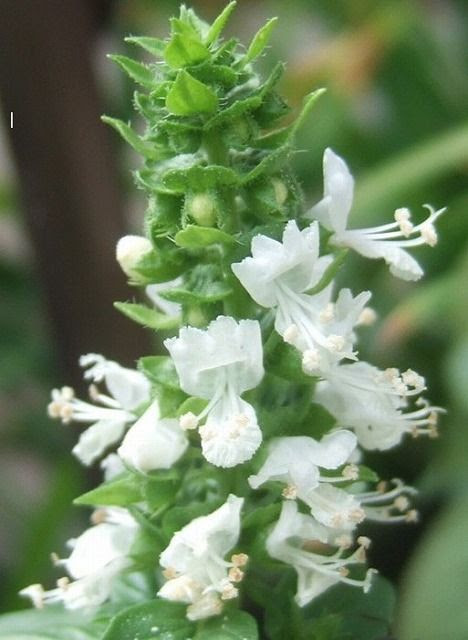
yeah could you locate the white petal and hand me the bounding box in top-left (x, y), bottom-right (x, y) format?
top-left (158, 575), bottom-right (203, 604)
top-left (104, 367), bottom-right (151, 411)
top-left (201, 400), bottom-right (262, 468)
top-left (118, 401), bottom-right (188, 472)
top-left (337, 234), bottom-right (423, 281)
top-left (165, 316), bottom-right (264, 398)
top-left (295, 567), bottom-right (339, 606)
top-left (65, 521), bottom-right (136, 579)
top-left (312, 430), bottom-right (357, 469)
top-left (146, 278), bottom-right (183, 317)
top-left (72, 419), bottom-right (128, 466)
top-left (308, 149), bottom-right (354, 234)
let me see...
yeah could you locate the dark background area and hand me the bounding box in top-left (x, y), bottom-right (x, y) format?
top-left (0, 1), bottom-right (467, 637)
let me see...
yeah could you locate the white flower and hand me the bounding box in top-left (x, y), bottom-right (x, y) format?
top-left (100, 453), bottom-right (126, 480)
top-left (116, 234), bottom-right (153, 282)
top-left (47, 354), bottom-right (151, 465)
top-left (249, 432), bottom-right (365, 530)
top-left (315, 361), bottom-right (442, 450)
top-left (307, 148), bottom-right (445, 281)
top-left (20, 508), bottom-right (138, 610)
top-left (267, 501), bottom-right (376, 606)
top-left (158, 495), bottom-right (246, 620)
top-left (232, 221), bottom-right (370, 374)
top-left (165, 316), bottom-right (264, 468)
top-left (118, 400), bottom-right (188, 472)
top-left (146, 277), bottom-right (183, 318)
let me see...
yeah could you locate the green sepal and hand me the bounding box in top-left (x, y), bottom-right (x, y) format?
top-left (264, 334), bottom-right (312, 384)
top-left (101, 116), bottom-right (157, 158)
top-left (163, 164), bottom-right (240, 192)
top-left (131, 248), bottom-right (187, 284)
top-left (162, 500), bottom-right (222, 540)
top-left (164, 33), bottom-right (210, 69)
top-left (108, 54), bottom-right (156, 87)
top-left (205, 1), bottom-right (237, 46)
top-left (305, 249), bottom-right (349, 295)
top-left (101, 600), bottom-right (194, 640)
top-left (166, 70), bottom-right (218, 116)
top-left (142, 469), bottom-right (181, 510)
top-left (289, 87), bottom-right (327, 142)
top-left (73, 473), bottom-right (142, 507)
top-left (242, 145), bottom-right (291, 184)
top-left (204, 95), bottom-right (262, 130)
top-left (125, 36), bottom-right (166, 57)
top-left (242, 17), bottom-right (278, 66)
top-left (145, 193), bottom-right (185, 239)
top-left (176, 396), bottom-right (208, 417)
top-left (159, 264), bottom-right (232, 304)
top-left (114, 302), bottom-right (181, 331)
top-left (189, 62), bottom-right (238, 88)
top-left (196, 609), bottom-right (259, 639)
top-left (243, 502), bottom-right (281, 530)
top-left (175, 225), bottom-right (236, 248)
top-left (138, 355), bottom-right (180, 390)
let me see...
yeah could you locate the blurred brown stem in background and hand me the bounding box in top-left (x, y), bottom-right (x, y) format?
top-left (0, 0), bottom-right (151, 387)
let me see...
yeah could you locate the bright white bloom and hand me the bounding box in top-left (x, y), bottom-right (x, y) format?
top-left (165, 316), bottom-right (264, 468)
top-left (158, 494), bottom-right (246, 620)
top-left (116, 234), bottom-right (153, 282)
top-left (48, 354), bottom-right (151, 465)
top-left (315, 361), bottom-right (442, 450)
top-left (118, 400), bottom-right (188, 472)
top-left (249, 432), bottom-right (365, 530)
top-left (232, 221), bottom-right (370, 374)
top-left (100, 453), bottom-right (126, 480)
top-left (20, 508), bottom-right (138, 610)
top-left (146, 277), bottom-right (183, 318)
top-left (308, 148), bottom-right (445, 281)
top-left (267, 501), bottom-right (376, 606)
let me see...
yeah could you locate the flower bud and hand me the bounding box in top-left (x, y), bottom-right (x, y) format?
top-left (116, 235), bottom-right (153, 282)
top-left (185, 193), bottom-right (217, 227)
top-left (118, 401), bottom-right (188, 472)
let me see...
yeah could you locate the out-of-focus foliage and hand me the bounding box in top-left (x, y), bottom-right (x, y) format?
top-left (0, 0), bottom-right (467, 635)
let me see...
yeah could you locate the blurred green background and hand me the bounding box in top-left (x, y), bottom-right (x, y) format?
top-left (0, 1), bottom-right (467, 637)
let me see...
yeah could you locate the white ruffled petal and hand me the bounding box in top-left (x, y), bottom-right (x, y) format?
top-left (72, 419), bottom-right (128, 466)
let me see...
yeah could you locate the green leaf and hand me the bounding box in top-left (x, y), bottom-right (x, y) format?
top-left (164, 34), bottom-right (210, 69)
top-left (195, 609), bottom-right (258, 639)
top-left (138, 356), bottom-right (180, 390)
top-left (73, 473), bottom-right (142, 507)
top-left (166, 70), bottom-right (218, 116)
top-left (242, 145), bottom-right (291, 184)
top-left (243, 18), bottom-right (278, 66)
top-left (264, 334), bottom-right (312, 384)
top-left (160, 264), bottom-right (232, 304)
top-left (102, 600), bottom-right (194, 640)
top-left (107, 54), bottom-right (155, 87)
top-left (176, 396), bottom-right (208, 417)
top-left (114, 302), bottom-right (180, 331)
top-left (205, 1), bottom-right (237, 46)
top-left (289, 88), bottom-right (327, 141)
top-left (175, 225), bottom-right (236, 248)
top-left (243, 502), bottom-right (281, 530)
top-left (101, 116), bottom-right (156, 158)
top-left (125, 36), bottom-right (166, 57)
top-left (0, 606), bottom-right (106, 640)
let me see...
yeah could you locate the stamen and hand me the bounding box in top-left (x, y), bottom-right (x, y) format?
top-left (326, 335), bottom-right (345, 352)
top-left (282, 484), bottom-right (298, 500)
top-left (319, 303), bottom-right (335, 324)
top-left (357, 307), bottom-right (377, 326)
top-left (283, 324), bottom-right (299, 344)
top-left (302, 349), bottom-right (321, 373)
top-left (394, 207), bottom-right (414, 236)
top-left (335, 534), bottom-right (353, 549)
top-left (231, 553), bottom-right (249, 567)
top-left (180, 412), bottom-right (198, 430)
top-left (221, 583), bottom-right (238, 600)
top-left (163, 567), bottom-right (178, 579)
top-left (342, 464), bottom-right (359, 481)
top-left (357, 536), bottom-right (371, 550)
top-left (228, 567), bottom-right (244, 582)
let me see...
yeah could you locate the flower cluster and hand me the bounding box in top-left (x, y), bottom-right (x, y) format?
top-left (19, 5), bottom-right (446, 636)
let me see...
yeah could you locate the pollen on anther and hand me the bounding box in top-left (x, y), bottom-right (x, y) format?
top-left (180, 412), bottom-right (198, 430)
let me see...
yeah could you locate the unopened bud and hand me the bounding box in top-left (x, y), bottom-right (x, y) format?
top-left (116, 235), bottom-right (153, 282)
top-left (186, 193), bottom-right (217, 227)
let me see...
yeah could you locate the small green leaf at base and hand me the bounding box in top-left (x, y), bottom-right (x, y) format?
top-left (175, 225), bottom-right (236, 248)
top-left (73, 473), bottom-right (142, 507)
top-left (114, 302), bottom-right (181, 331)
top-left (107, 54), bottom-right (155, 87)
top-left (195, 609), bottom-right (259, 639)
top-left (242, 18), bottom-right (278, 66)
top-left (166, 70), bottom-right (218, 116)
top-left (102, 600), bottom-right (194, 640)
